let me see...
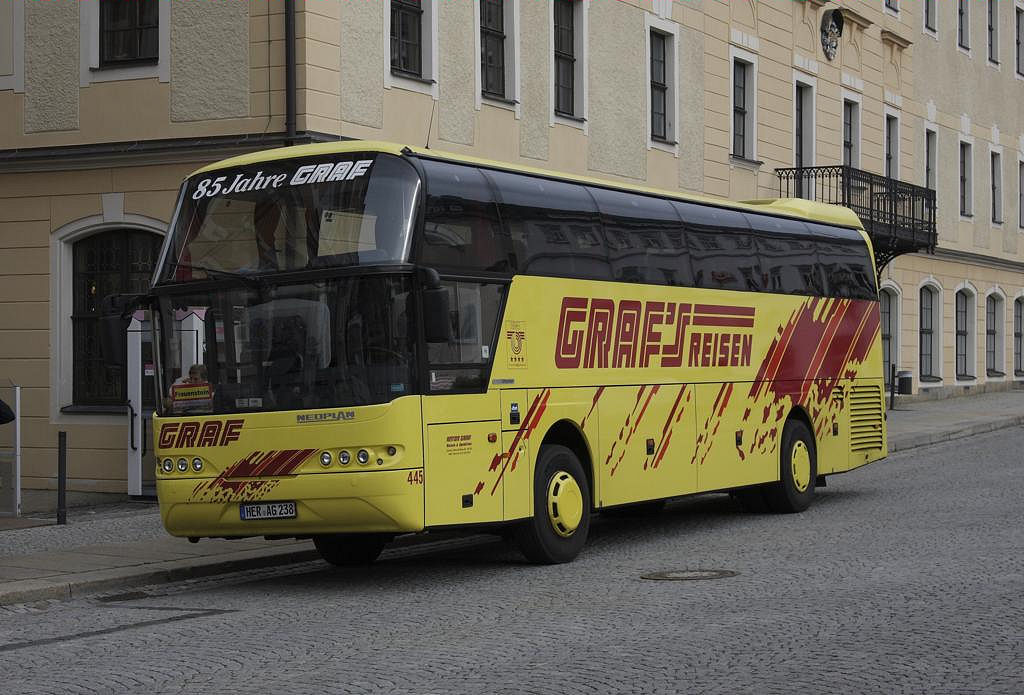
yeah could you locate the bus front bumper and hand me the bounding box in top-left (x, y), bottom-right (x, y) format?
top-left (158, 469), bottom-right (425, 538)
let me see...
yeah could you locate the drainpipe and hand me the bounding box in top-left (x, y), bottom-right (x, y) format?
top-left (284, 0), bottom-right (297, 144)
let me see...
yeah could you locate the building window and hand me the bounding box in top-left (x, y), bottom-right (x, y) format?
top-left (732, 60), bottom-right (751, 158)
top-left (959, 0), bottom-right (971, 49)
top-left (100, 0), bottom-right (158, 67)
top-left (925, 129), bottom-right (937, 189)
top-left (1017, 8), bottom-right (1023, 75)
top-left (650, 31), bottom-right (669, 141)
top-left (553, 0), bottom-right (576, 117)
top-left (986, 294), bottom-right (1004, 376)
top-left (72, 230), bottom-right (162, 406)
top-left (920, 286), bottom-right (937, 379)
top-left (960, 141), bottom-right (973, 216)
top-left (794, 80), bottom-right (814, 197)
top-left (885, 0), bottom-right (899, 13)
top-left (989, 0), bottom-right (1000, 62)
top-left (391, 0), bottom-right (424, 78)
top-left (843, 100), bottom-right (860, 167)
top-left (881, 289), bottom-right (894, 383)
top-left (1014, 298), bottom-right (1023, 375)
top-left (925, 0), bottom-right (937, 32)
top-left (885, 114), bottom-right (899, 179)
top-left (480, 0), bottom-right (506, 98)
top-left (991, 151), bottom-right (1003, 224)
top-left (956, 289), bottom-right (974, 379)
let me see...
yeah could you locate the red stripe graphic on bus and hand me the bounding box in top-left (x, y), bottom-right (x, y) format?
top-left (480, 388), bottom-right (552, 496)
top-left (645, 384), bottom-right (692, 471)
top-left (190, 448), bottom-right (317, 503)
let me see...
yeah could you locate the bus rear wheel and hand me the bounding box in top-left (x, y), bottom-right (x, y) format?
top-left (313, 533), bottom-right (390, 567)
top-left (763, 418), bottom-right (817, 513)
top-left (515, 444), bottom-right (591, 564)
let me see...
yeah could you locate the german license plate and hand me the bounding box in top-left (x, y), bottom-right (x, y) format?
top-left (240, 501), bottom-right (296, 521)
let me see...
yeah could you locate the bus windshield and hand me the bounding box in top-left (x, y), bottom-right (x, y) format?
top-left (155, 275), bottom-right (416, 415)
top-left (160, 152), bottom-right (420, 281)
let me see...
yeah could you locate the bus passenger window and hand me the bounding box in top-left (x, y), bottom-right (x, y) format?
top-left (420, 161), bottom-right (511, 273)
top-left (427, 281), bottom-right (505, 392)
top-left (485, 170), bottom-right (611, 281)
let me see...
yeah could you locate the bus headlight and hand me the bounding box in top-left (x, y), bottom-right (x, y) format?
top-left (191, 458), bottom-right (203, 472)
top-left (177, 458), bottom-right (188, 472)
top-left (356, 449), bottom-right (370, 465)
top-left (320, 452), bottom-right (332, 467)
top-left (162, 458), bottom-right (174, 473)
top-left (339, 450), bottom-right (351, 465)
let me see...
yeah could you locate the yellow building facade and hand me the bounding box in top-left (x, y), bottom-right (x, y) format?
top-left (0, 0), bottom-right (1020, 495)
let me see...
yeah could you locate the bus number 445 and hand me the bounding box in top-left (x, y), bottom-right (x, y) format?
top-left (407, 470), bottom-right (424, 485)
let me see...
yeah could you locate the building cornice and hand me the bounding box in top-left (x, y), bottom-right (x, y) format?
top-left (931, 246), bottom-right (1024, 274)
top-left (0, 131), bottom-right (343, 173)
top-left (841, 8), bottom-right (873, 30)
top-left (880, 30), bottom-right (913, 49)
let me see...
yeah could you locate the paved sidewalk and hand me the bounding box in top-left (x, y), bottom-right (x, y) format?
top-left (0, 388), bottom-right (1021, 605)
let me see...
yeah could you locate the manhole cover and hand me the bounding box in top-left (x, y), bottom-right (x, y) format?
top-left (641, 569), bottom-right (738, 581)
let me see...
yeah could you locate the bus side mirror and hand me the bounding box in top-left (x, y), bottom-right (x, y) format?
top-left (420, 268), bottom-right (450, 344)
top-left (99, 294), bottom-right (148, 368)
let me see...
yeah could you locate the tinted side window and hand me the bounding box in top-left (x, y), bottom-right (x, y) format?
top-left (817, 239), bottom-right (877, 299)
top-left (746, 213), bottom-right (825, 296)
top-left (485, 170), bottom-right (611, 281)
top-left (675, 201), bottom-right (761, 292)
top-left (590, 187), bottom-right (693, 287)
top-left (420, 161), bottom-right (512, 273)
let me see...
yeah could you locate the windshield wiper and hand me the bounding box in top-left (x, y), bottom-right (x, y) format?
top-left (170, 263), bottom-right (268, 290)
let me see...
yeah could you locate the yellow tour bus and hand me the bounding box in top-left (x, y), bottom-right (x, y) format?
top-left (102, 141), bottom-right (886, 565)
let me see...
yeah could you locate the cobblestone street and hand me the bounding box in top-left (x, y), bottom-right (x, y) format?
top-left (2, 428), bottom-right (1022, 695)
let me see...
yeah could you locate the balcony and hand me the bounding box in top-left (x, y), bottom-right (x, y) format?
top-left (775, 165), bottom-right (937, 275)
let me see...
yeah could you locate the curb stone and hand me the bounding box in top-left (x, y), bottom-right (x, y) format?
top-left (888, 414), bottom-right (1024, 454)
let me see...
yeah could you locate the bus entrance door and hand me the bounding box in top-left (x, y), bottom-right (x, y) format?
top-left (126, 315), bottom-right (156, 497)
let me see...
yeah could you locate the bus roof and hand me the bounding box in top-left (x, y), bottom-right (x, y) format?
top-left (190, 140), bottom-right (865, 232)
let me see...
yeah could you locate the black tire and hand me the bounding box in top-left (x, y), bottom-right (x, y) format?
top-left (515, 444), bottom-right (591, 564)
top-left (730, 487), bottom-right (770, 513)
top-left (763, 418), bottom-right (817, 513)
top-left (313, 533), bottom-right (389, 567)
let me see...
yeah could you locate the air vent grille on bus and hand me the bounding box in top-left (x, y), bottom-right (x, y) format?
top-left (849, 385), bottom-right (883, 452)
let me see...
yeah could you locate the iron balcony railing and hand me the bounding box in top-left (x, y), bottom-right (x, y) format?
top-left (775, 165), bottom-right (937, 272)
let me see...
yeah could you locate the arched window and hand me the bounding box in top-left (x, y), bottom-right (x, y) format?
top-left (1015, 298), bottom-right (1023, 376)
top-left (955, 289), bottom-right (975, 380)
top-left (880, 289), bottom-right (894, 384)
top-left (985, 294), bottom-right (1004, 377)
top-left (919, 286), bottom-right (939, 380)
top-left (72, 230), bottom-right (162, 406)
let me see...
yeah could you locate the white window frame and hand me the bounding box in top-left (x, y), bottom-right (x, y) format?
top-left (960, 137), bottom-right (975, 219)
top-left (729, 46), bottom-right (758, 163)
top-left (49, 196), bottom-right (168, 424)
top-left (884, 0), bottom-right (900, 19)
top-left (793, 71), bottom-right (816, 167)
top-left (1014, 291), bottom-right (1024, 378)
top-left (1016, 4), bottom-right (1024, 79)
top-left (385, 0), bottom-right (439, 99)
top-left (990, 146), bottom-right (1004, 225)
top-left (923, 0), bottom-right (938, 39)
top-left (925, 126), bottom-right (937, 190)
top-left (958, 0), bottom-right (972, 54)
top-left (549, 0), bottom-right (588, 130)
top-left (879, 281), bottom-right (903, 383)
top-left (954, 281), bottom-right (978, 384)
top-left (0, 0), bottom-right (24, 92)
top-left (884, 106), bottom-right (901, 180)
top-left (645, 14), bottom-right (679, 155)
top-left (79, 0), bottom-right (170, 87)
top-left (918, 278), bottom-right (944, 386)
top-left (1018, 154), bottom-right (1024, 228)
top-left (984, 288), bottom-right (1007, 378)
top-left (475, 0), bottom-right (520, 116)
top-left (841, 89), bottom-right (862, 168)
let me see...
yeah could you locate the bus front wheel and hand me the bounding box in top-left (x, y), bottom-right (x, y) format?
top-left (763, 418), bottom-right (817, 513)
top-left (313, 533), bottom-right (389, 567)
top-left (515, 444), bottom-right (591, 564)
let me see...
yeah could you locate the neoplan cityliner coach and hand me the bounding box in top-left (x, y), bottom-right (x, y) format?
top-left (101, 141), bottom-right (887, 565)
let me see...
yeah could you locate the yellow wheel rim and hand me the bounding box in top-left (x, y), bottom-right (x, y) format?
top-left (791, 440), bottom-right (811, 493)
top-left (547, 471), bottom-right (584, 538)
